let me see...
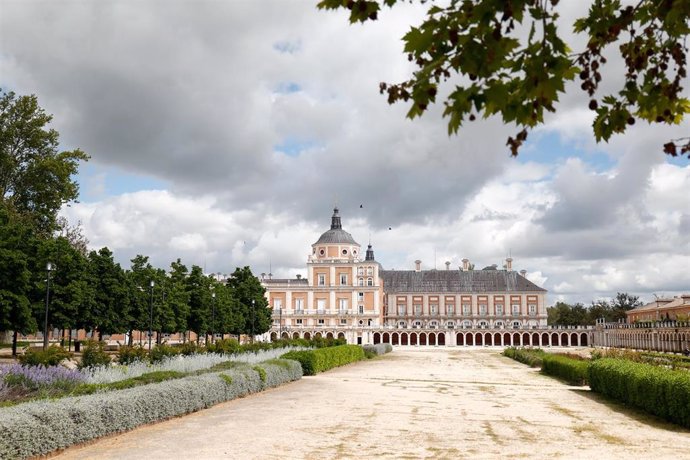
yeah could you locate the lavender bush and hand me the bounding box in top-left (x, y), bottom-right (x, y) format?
top-left (0, 359), bottom-right (302, 459)
top-left (1, 364), bottom-right (87, 391)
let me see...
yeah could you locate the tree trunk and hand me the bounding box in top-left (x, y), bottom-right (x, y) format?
top-left (11, 330), bottom-right (18, 357)
top-left (98, 329), bottom-right (103, 342)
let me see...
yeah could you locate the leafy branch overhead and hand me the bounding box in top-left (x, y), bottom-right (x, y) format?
top-left (317, 0), bottom-right (690, 157)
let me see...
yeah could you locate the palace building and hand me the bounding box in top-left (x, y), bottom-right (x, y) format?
top-left (261, 208), bottom-right (552, 346)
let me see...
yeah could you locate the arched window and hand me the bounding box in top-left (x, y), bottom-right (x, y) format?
top-left (358, 278), bottom-right (364, 286)
top-left (367, 277), bottom-right (373, 286)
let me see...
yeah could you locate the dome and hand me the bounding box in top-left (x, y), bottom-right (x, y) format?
top-left (313, 207), bottom-right (359, 246)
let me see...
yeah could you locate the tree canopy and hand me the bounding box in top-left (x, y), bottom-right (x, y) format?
top-left (318, 0), bottom-right (690, 157)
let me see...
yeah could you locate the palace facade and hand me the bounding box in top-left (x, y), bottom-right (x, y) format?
top-left (261, 208), bottom-right (552, 345)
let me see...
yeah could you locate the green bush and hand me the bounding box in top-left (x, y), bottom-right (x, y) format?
top-left (589, 358), bottom-right (690, 428)
top-left (541, 354), bottom-right (590, 385)
top-left (149, 344), bottom-right (180, 363)
top-left (281, 344), bottom-right (365, 376)
top-left (176, 341), bottom-right (206, 356)
top-left (117, 345), bottom-right (149, 365)
top-left (207, 338), bottom-right (241, 355)
top-left (502, 347), bottom-right (545, 367)
top-left (18, 346), bottom-right (72, 367)
top-left (79, 341), bottom-right (111, 369)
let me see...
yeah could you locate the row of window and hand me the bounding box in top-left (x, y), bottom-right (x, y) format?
top-left (280, 318), bottom-right (374, 326)
top-left (395, 304), bottom-right (538, 315)
top-left (396, 320), bottom-right (524, 329)
top-left (318, 274), bottom-right (374, 286)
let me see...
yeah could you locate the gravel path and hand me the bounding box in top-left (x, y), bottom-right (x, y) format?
top-left (56, 348), bottom-right (690, 459)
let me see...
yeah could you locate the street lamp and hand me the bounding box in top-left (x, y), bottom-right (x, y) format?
top-left (43, 262), bottom-right (54, 350)
top-left (251, 299), bottom-right (255, 343)
top-left (149, 280), bottom-right (155, 351)
top-left (211, 291), bottom-right (216, 344)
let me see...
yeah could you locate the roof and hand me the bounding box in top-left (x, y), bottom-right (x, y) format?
top-left (262, 278), bottom-right (309, 285)
top-left (629, 296), bottom-right (690, 313)
top-left (313, 207), bottom-right (359, 246)
top-left (381, 269), bottom-right (546, 293)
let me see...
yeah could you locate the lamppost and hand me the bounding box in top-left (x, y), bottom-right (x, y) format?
top-left (251, 299), bottom-right (255, 343)
top-left (279, 307), bottom-right (283, 339)
top-left (43, 262), bottom-right (54, 350)
top-left (148, 280), bottom-right (155, 351)
top-left (211, 291), bottom-right (216, 344)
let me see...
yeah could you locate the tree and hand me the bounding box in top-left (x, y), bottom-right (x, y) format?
top-left (610, 291), bottom-right (642, 322)
top-left (318, 0), bottom-right (690, 157)
top-left (226, 266), bottom-right (271, 341)
top-left (547, 301), bottom-right (587, 326)
top-left (167, 259), bottom-right (191, 340)
top-left (186, 265), bottom-right (211, 344)
top-left (0, 204), bottom-right (37, 355)
top-left (86, 247), bottom-right (130, 338)
top-left (0, 90), bottom-right (89, 235)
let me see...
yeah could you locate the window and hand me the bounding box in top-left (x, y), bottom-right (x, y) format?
top-left (358, 278), bottom-right (364, 286)
top-left (478, 320), bottom-right (488, 328)
top-left (430, 304), bottom-right (438, 315)
top-left (447, 305), bottom-right (455, 315)
top-left (318, 274), bottom-right (325, 286)
top-left (462, 304), bottom-right (471, 315)
top-left (358, 292), bottom-right (364, 301)
top-left (358, 267), bottom-right (364, 276)
top-left (273, 299), bottom-right (282, 309)
top-left (462, 320), bottom-right (472, 328)
top-left (340, 274), bottom-right (348, 285)
top-left (340, 319), bottom-right (347, 325)
top-left (367, 267), bottom-right (373, 276)
top-left (367, 277), bottom-right (373, 286)
top-left (447, 321), bottom-right (455, 329)
top-left (318, 319), bottom-right (325, 325)
top-left (414, 304), bottom-right (422, 316)
top-left (296, 319), bottom-right (303, 325)
top-left (512, 304), bottom-right (520, 315)
top-left (495, 304), bottom-right (504, 316)
top-left (317, 299), bottom-right (326, 313)
top-left (479, 304), bottom-right (487, 316)
top-left (398, 305), bottom-right (406, 315)
top-left (512, 320), bottom-right (521, 329)
top-left (339, 298), bottom-right (348, 312)
top-left (529, 304), bottom-right (537, 315)
top-left (319, 249), bottom-right (325, 256)
top-left (495, 321), bottom-right (504, 328)
top-left (294, 298), bottom-right (303, 312)
top-left (358, 305), bottom-right (364, 314)
top-left (342, 249), bottom-right (348, 255)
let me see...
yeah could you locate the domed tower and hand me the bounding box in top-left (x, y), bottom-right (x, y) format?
top-left (311, 207), bottom-right (361, 262)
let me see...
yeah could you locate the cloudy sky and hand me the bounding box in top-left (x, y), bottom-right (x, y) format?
top-left (1, 1), bottom-right (688, 305)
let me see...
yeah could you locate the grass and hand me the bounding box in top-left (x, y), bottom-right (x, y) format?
top-left (0, 342), bottom-right (30, 349)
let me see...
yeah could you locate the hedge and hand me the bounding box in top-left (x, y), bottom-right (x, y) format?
top-left (541, 354), bottom-right (590, 385)
top-left (589, 358), bottom-right (690, 428)
top-left (502, 347), bottom-right (545, 367)
top-left (0, 359), bottom-right (302, 459)
top-left (281, 345), bottom-right (365, 376)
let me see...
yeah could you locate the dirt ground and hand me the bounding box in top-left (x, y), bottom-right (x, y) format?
top-left (55, 348), bottom-right (689, 459)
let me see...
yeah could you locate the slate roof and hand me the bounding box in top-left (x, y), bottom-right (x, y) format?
top-left (381, 269), bottom-right (546, 293)
top-left (262, 278), bottom-right (309, 285)
top-left (314, 228), bottom-right (358, 245)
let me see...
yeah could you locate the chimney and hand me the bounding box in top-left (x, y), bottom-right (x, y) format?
top-left (296, 274), bottom-right (302, 280)
top-left (462, 258), bottom-right (469, 271)
top-left (261, 273), bottom-right (266, 280)
top-left (445, 261), bottom-right (451, 271)
top-left (506, 257), bottom-right (513, 271)
top-left (414, 260), bottom-right (422, 272)
top-left (520, 270), bottom-right (527, 277)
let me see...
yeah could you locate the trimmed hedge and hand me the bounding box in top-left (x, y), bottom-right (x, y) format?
top-left (541, 354), bottom-right (589, 385)
top-left (281, 345), bottom-right (365, 376)
top-left (589, 358), bottom-right (690, 428)
top-left (502, 347), bottom-right (545, 367)
top-left (0, 359), bottom-right (302, 459)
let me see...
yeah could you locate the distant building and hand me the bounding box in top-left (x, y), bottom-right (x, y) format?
top-left (262, 208), bottom-right (548, 345)
top-left (626, 295), bottom-right (690, 322)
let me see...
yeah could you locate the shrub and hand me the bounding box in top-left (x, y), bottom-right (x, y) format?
top-left (207, 338), bottom-right (241, 355)
top-left (541, 354), bottom-right (590, 385)
top-left (176, 341), bottom-right (205, 356)
top-left (149, 344), bottom-right (180, 363)
top-left (281, 345), bottom-right (365, 376)
top-left (502, 347), bottom-right (545, 367)
top-left (117, 345), bottom-right (149, 365)
top-left (0, 364), bottom-right (86, 392)
top-left (363, 343), bottom-right (393, 359)
top-left (589, 358), bottom-right (690, 428)
top-left (79, 341), bottom-right (111, 369)
top-left (18, 346), bottom-right (72, 367)
top-left (0, 361), bottom-right (302, 458)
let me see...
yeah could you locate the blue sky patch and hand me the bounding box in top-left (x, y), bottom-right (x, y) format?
top-left (520, 131), bottom-right (616, 172)
top-left (274, 82), bottom-right (301, 94)
top-left (274, 138), bottom-right (319, 157)
top-left (273, 40), bottom-right (301, 54)
top-left (75, 163), bottom-right (168, 202)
